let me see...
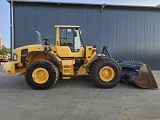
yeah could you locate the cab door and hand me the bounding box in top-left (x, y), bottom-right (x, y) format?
top-left (56, 27), bottom-right (84, 58)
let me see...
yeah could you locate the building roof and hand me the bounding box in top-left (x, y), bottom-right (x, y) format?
top-left (7, 0), bottom-right (160, 8)
top-left (6, 0), bottom-right (112, 5)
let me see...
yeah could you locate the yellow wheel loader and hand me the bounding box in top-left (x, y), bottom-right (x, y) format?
top-left (3, 25), bottom-right (158, 90)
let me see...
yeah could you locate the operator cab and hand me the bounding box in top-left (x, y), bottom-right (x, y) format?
top-left (56, 25), bottom-right (83, 52)
top-left (55, 25), bottom-right (85, 58)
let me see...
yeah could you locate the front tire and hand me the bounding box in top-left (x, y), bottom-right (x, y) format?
top-left (25, 60), bottom-right (59, 90)
top-left (90, 59), bottom-right (121, 88)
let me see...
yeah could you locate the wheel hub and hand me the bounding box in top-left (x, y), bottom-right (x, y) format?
top-left (32, 68), bottom-right (49, 84)
top-left (99, 66), bottom-right (115, 82)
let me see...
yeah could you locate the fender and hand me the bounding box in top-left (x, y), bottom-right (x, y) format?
top-left (22, 51), bottom-right (61, 66)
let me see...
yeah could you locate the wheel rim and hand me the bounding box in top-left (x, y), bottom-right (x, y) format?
top-left (99, 66), bottom-right (115, 82)
top-left (32, 68), bottom-right (49, 84)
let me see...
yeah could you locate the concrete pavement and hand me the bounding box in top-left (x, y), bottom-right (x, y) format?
top-left (0, 64), bottom-right (160, 120)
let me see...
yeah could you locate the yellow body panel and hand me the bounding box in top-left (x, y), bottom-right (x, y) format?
top-left (3, 44), bottom-right (46, 75)
top-left (62, 59), bottom-right (75, 65)
top-left (74, 47), bottom-right (85, 57)
top-left (15, 44), bottom-right (44, 53)
top-left (56, 27), bottom-right (60, 46)
top-left (76, 65), bottom-right (86, 74)
top-left (85, 46), bottom-right (96, 61)
top-left (3, 61), bottom-right (19, 74)
top-left (56, 46), bottom-right (74, 57)
top-left (50, 46), bottom-right (56, 52)
top-left (56, 46), bottom-right (85, 58)
top-left (14, 44), bottom-right (44, 63)
top-left (77, 46), bottom-right (97, 75)
top-left (25, 52), bottom-right (54, 64)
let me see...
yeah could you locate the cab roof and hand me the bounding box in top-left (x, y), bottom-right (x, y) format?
top-left (55, 25), bottom-right (80, 28)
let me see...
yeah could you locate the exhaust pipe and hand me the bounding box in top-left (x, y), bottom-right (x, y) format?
top-left (35, 31), bottom-right (42, 45)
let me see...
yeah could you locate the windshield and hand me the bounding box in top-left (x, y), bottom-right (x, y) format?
top-left (59, 27), bottom-right (83, 52)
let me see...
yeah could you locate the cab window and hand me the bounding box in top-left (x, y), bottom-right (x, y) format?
top-left (60, 28), bottom-right (74, 48)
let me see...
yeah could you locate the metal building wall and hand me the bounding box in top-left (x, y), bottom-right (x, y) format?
top-left (13, 2), bottom-right (160, 69)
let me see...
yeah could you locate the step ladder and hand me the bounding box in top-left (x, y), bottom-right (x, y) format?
top-left (62, 60), bottom-right (74, 79)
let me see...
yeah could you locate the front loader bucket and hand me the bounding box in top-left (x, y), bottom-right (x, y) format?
top-left (131, 64), bottom-right (158, 89)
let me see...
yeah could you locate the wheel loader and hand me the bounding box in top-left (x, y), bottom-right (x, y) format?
top-left (3, 25), bottom-right (158, 90)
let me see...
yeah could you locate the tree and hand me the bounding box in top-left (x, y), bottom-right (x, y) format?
top-left (0, 45), bottom-right (11, 56)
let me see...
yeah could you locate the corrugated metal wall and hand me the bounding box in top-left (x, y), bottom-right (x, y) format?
top-left (13, 2), bottom-right (160, 69)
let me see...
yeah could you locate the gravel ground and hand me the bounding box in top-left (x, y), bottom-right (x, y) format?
top-left (0, 63), bottom-right (160, 120)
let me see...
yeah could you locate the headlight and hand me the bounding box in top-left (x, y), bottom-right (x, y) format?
top-left (13, 53), bottom-right (18, 61)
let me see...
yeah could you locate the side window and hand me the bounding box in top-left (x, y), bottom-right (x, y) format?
top-left (74, 29), bottom-right (82, 51)
top-left (60, 28), bottom-right (73, 47)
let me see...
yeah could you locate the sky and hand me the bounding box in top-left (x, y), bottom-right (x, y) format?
top-left (0, 0), bottom-right (10, 48)
top-left (0, 0), bottom-right (160, 48)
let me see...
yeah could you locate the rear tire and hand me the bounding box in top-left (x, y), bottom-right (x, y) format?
top-left (25, 60), bottom-right (59, 90)
top-left (90, 59), bottom-right (121, 88)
